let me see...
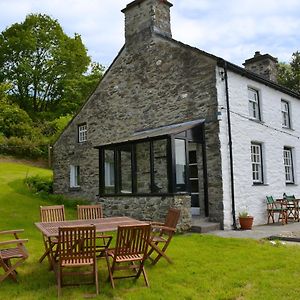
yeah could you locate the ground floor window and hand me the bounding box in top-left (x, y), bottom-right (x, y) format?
top-left (283, 147), bottom-right (294, 184)
top-left (251, 142), bottom-right (263, 184)
top-left (70, 165), bottom-right (80, 187)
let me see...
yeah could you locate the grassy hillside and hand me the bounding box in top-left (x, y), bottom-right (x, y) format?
top-left (1, 161), bottom-right (300, 299)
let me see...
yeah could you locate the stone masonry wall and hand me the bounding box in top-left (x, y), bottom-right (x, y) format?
top-left (53, 32), bottom-right (224, 229)
top-left (97, 194), bottom-right (191, 232)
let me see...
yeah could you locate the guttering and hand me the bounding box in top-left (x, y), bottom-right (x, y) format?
top-left (221, 59), bottom-right (237, 230)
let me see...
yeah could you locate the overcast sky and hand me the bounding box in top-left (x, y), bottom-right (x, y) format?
top-left (0, 0), bottom-right (299, 68)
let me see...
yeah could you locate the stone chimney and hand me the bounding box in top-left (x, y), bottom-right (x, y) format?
top-left (243, 51), bottom-right (278, 82)
top-left (121, 0), bottom-right (173, 44)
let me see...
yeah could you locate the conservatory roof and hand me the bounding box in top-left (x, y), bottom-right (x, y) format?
top-left (94, 119), bottom-right (205, 148)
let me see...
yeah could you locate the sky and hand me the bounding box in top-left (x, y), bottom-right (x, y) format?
top-left (0, 0), bottom-right (299, 68)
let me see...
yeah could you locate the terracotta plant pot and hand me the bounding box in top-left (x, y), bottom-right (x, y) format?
top-left (239, 216), bottom-right (254, 230)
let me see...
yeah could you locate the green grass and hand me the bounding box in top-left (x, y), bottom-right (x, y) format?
top-left (1, 160), bottom-right (300, 299)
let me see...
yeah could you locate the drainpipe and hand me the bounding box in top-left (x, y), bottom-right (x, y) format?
top-left (222, 60), bottom-right (237, 230)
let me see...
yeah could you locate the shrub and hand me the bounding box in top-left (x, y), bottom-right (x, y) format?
top-left (24, 175), bottom-right (89, 208)
top-left (24, 175), bottom-right (53, 193)
top-left (0, 136), bottom-right (48, 158)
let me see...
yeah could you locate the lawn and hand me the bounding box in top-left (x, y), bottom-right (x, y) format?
top-left (1, 160), bottom-right (300, 299)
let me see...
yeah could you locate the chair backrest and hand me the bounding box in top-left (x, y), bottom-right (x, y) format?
top-left (266, 196), bottom-right (275, 205)
top-left (57, 225), bottom-right (96, 263)
top-left (114, 224), bottom-right (150, 258)
top-left (284, 194), bottom-right (295, 200)
top-left (77, 204), bottom-right (103, 220)
top-left (40, 205), bottom-right (65, 222)
top-left (164, 208), bottom-right (181, 231)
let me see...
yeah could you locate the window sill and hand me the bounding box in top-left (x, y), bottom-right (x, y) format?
top-left (286, 182), bottom-right (297, 186)
top-left (282, 126), bottom-right (294, 131)
top-left (69, 186), bottom-right (81, 191)
top-left (252, 183), bottom-right (269, 186)
top-left (248, 118), bottom-right (264, 124)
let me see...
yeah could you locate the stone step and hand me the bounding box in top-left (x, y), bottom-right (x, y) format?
top-left (190, 217), bottom-right (221, 233)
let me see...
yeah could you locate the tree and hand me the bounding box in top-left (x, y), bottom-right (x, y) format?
top-left (0, 14), bottom-right (91, 116)
top-left (277, 51), bottom-right (300, 94)
top-left (58, 62), bottom-right (105, 115)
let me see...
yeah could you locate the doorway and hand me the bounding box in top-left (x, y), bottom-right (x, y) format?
top-left (189, 143), bottom-right (206, 217)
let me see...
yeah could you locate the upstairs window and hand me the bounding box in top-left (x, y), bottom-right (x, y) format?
top-left (281, 100), bottom-right (291, 128)
top-left (251, 142), bottom-right (263, 184)
top-left (70, 165), bottom-right (80, 188)
top-left (248, 88), bottom-right (260, 120)
top-left (283, 147), bottom-right (294, 184)
top-left (78, 123), bottom-right (87, 143)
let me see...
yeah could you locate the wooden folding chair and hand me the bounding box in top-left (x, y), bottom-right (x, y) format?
top-left (266, 196), bottom-right (287, 224)
top-left (77, 205), bottom-right (112, 257)
top-left (39, 205), bottom-right (65, 264)
top-left (147, 208), bottom-right (180, 265)
top-left (55, 225), bottom-right (98, 297)
top-left (0, 229), bottom-right (28, 283)
top-left (283, 194), bottom-right (299, 222)
top-left (105, 224), bottom-right (151, 288)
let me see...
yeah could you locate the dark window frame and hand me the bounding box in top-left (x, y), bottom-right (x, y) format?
top-left (251, 142), bottom-right (264, 184)
top-left (248, 87), bottom-right (261, 121)
top-left (283, 146), bottom-right (294, 184)
top-left (281, 100), bottom-right (291, 128)
top-left (98, 124), bottom-right (205, 197)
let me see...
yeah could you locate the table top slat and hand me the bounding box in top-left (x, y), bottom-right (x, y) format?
top-left (35, 216), bottom-right (148, 237)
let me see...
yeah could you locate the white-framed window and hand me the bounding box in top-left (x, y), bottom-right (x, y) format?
top-left (70, 165), bottom-right (80, 187)
top-left (248, 87), bottom-right (260, 120)
top-left (281, 100), bottom-right (291, 128)
top-left (78, 123), bottom-right (87, 143)
top-left (251, 142), bottom-right (263, 184)
top-left (283, 147), bottom-right (294, 183)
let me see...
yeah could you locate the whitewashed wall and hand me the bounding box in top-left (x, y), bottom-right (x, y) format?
top-left (217, 67), bottom-right (300, 228)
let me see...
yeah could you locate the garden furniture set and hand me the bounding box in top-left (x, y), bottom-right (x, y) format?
top-left (34, 205), bottom-right (180, 296)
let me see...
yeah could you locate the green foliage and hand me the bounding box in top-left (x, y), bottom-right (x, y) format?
top-left (278, 51), bottom-right (300, 93)
top-left (0, 100), bottom-right (35, 138)
top-left (0, 13), bottom-right (91, 115)
top-left (24, 175), bottom-right (53, 193)
top-left (0, 135), bottom-right (47, 158)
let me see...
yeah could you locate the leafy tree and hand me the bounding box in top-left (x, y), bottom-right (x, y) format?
top-left (58, 62), bottom-right (104, 115)
top-left (0, 14), bottom-right (91, 116)
top-left (278, 51), bottom-right (300, 94)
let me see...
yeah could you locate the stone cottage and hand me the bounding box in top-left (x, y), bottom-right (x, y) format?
top-left (53, 0), bottom-right (300, 230)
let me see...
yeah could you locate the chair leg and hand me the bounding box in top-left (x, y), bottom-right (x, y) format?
top-left (94, 261), bottom-right (99, 295)
top-left (149, 242), bottom-right (173, 265)
top-left (57, 266), bottom-right (62, 298)
top-left (105, 254), bottom-right (115, 288)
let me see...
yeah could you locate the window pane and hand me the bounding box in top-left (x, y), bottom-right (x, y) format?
top-left (251, 143), bottom-right (263, 183)
top-left (281, 100), bottom-right (290, 127)
top-left (104, 150), bottom-right (115, 194)
top-left (136, 142), bottom-right (151, 193)
top-left (283, 148), bottom-right (294, 183)
top-left (175, 139), bottom-right (186, 191)
top-left (248, 88), bottom-right (260, 120)
top-left (120, 146), bottom-right (132, 193)
top-left (153, 139), bottom-right (168, 193)
top-left (70, 165), bottom-right (80, 187)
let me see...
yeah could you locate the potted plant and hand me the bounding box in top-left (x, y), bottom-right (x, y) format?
top-left (238, 211), bottom-right (254, 230)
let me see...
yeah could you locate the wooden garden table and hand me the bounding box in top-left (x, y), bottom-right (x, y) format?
top-left (35, 216), bottom-right (148, 268)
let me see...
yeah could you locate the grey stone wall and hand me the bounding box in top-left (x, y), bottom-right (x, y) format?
top-left (122, 0), bottom-right (172, 43)
top-left (97, 194), bottom-right (191, 232)
top-left (53, 1), bottom-right (224, 229)
top-left (243, 51), bottom-right (278, 82)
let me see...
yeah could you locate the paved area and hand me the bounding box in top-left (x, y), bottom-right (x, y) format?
top-left (206, 222), bottom-right (300, 240)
